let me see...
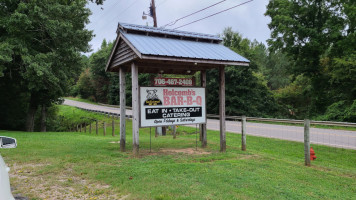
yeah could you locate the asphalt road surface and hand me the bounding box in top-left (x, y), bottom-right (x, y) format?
top-left (64, 99), bottom-right (356, 150)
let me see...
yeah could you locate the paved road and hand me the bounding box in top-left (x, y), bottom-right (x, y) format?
top-left (64, 99), bottom-right (356, 150)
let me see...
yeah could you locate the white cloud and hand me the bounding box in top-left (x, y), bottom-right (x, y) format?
top-left (86, 0), bottom-right (271, 54)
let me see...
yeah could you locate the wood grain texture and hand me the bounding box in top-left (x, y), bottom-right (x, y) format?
top-left (219, 66), bottom-right (226, 152)
top-left (131, 62), bottom-right (140, 155)
top-left (119, 67), bottom-right (126, 152)
top-left (304, 119), bottom-right (311, 166)
top-left (201, 70), bottom-right (207, 148)
top-left (241, 116), bottom-right (246, 151)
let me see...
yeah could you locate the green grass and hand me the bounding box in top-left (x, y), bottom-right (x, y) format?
top-left (55, 105), bottom-right (115, 132)
top-left (1, 112), bottom-right (355, 199)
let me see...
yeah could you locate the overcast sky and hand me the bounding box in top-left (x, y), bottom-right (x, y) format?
top-left (86, 0), bottom-right (271, 53)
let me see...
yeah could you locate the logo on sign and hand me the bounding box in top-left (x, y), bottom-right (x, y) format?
top-left (144, 89), bottom-right (162, 106)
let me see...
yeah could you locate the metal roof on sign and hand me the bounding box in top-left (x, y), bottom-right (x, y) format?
top-left (122, 32), bottom-right (250, 63)
top-left (118, 22), bottom-right (222, 42)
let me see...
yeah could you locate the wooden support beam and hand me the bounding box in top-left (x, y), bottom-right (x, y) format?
top-left (131, 62), bottom-right (140, 155)
top-left (219, 66), bottom-right (226, 152)
top-left (119, 67), bottom-right (126, 152)
top-left (200, 70), bottom-right (207, 148)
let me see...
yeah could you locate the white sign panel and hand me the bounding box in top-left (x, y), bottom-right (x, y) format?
top-left (140, 87), bottom-right (206, 127)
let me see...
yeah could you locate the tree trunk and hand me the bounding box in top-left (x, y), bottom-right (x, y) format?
top-left (40, 105), bottom-right (46, 132)
top-left (25, 94), bottom-right (38, 132)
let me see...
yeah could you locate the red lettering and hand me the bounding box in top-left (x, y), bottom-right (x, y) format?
top-left (187, 96), bottom-right (193, 105)
top-left (177, 96), bottom-right (183, 105)
top-left (164, 96), bottom-right (170, 105)
top-left (171, 96), bottom-right (177, 105)
top-left (196, 96), bottom-right (202, 105)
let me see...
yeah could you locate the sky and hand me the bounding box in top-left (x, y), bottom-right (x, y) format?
top-left (86, 0), bottom-right (271, 54)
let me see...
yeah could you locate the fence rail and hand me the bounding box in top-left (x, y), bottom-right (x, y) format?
top-left (207, 114), bottom-right (356, 127)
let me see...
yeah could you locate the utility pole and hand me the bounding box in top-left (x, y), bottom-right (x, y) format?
top-left (151, 0), bottom-right (157, 27)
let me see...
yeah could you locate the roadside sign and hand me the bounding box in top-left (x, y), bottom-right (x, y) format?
top-left (153, 77), bottom-right (194, 86)
top-left (140, 87), bottom-right (206, 127)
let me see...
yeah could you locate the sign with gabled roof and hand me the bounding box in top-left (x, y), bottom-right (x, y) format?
top-left (106, 22), bottom-right (249, 74)
top-left (105, 22), bottom-right (250, 155)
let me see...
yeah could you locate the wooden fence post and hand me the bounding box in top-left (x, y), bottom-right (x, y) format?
top-left (304, 119), bottom-right (311, 166)
top-left (96, 120), bottom-right (98, 135)
top-left (173, 125), bottom-right (176, 139)
top-left (241, 116), bottom-right (247, 151)
top-left (112, 120), bottom-right (115, 137)
top-left (103, 122), bottom-right (106, 136)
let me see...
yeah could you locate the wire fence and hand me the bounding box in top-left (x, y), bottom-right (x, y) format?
top-left (68, 104), bottom-right (356, 167)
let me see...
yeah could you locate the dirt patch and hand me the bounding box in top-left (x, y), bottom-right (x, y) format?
top-left (238, 154), bottom-right (259, 160)
top-left (161, 148), bottom-right (211, 155)
top-left (139, 148), bottom-right (212, 157)
top-left (9, 162), bottom-right (126, 200)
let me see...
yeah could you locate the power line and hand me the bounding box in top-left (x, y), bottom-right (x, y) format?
top-left (161, 0), bottom-right (227, 28)
top-left (173, 0), bottom-right (253, 30)
top-left (94, 0), bottom-right (140, 36)
top-left (157, 0), bottom-right (169, 7)
top-left (110, 0), bottom-right (140, 22)
top-left (89, 0), bottom-right (123, 26)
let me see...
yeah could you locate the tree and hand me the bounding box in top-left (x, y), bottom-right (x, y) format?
top-left (0, 0), bottom-right (92, 131)
top-left (265, 0), bottom-right (356, 117)
top-left (205, 28), bottom-right (278, 117)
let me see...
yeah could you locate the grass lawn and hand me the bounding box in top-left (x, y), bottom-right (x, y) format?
top-left (1, 115), bottom-right (355, 199)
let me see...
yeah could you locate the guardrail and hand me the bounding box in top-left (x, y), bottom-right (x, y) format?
top-left (73, 105), bottom-right (356, 128)
top-left (207, 114), bottom-right (356, 127)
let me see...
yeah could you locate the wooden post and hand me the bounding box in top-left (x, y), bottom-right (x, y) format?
top-left (132, 62), bottom-right (140, 155)
top-left (200, 70), bottom-right (207, 148)
top-left (173, 125), bottom-right (176, 139)
top-left (119, 67), bottom-right (126, 152)
top-left (162, 127), bottom-right (166, 136)
top-left (84, 123), bottom-right (86, 133)
top-left (219, 66), bottom-right (226, 152)
top-left (96, 120), bottom-right (98, 135)
top-left (103, 122), bottom-right (106, 136)
top-left (304, 119), bottom-right (311, 166)
top-left (89, 123), bottom-right (92, 134)
top-left (112, 120), bottom-right (115, 137)
top-left (241, 116), bottom-right (246, 151)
